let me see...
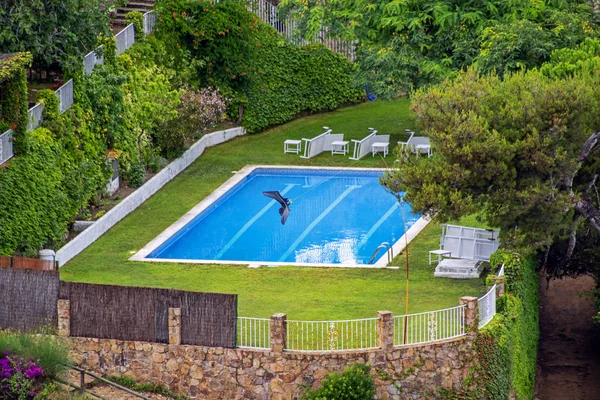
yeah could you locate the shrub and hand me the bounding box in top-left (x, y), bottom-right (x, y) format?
top-left (126, 11), bottom-right (145, 40)
top-left (0, 331), bottom-right (69, 381)
top-left (127, 163), bottom-right (146, 188)
top-left (442, 250), bottom-right (539, 399)
top-left (155, 0), bottom-right (362, 132)
top-left (158, 86), bottom-right (226, 154)
top-left (301, 363), bottom-right (376, 400)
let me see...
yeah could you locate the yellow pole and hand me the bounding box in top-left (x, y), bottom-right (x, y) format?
top-left (399, 197), bottom-right (410, 344)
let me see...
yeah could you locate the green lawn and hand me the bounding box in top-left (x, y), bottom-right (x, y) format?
top-left (61, 99), bottom-right (488, 319)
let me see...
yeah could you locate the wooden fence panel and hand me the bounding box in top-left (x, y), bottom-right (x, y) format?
top-left (0, 268), bottom-right (59, 331)
top-left (181, 292), bottom-right (237, 348)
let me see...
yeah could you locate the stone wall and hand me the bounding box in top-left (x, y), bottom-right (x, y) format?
top-left (67, 335), bottom-right (476, 399)
top-left (65, 300), bottom-right (480, 399)
top-left (59, 289), bottom-right (488, 399)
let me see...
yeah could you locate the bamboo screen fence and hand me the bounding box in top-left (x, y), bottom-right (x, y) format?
top-left (60, 282), bottom-right (237, 347)
top-left (0, 268), bottom-right (59, 331)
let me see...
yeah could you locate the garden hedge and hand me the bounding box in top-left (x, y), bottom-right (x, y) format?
top-left (440, 249), bottom-right (539, 399)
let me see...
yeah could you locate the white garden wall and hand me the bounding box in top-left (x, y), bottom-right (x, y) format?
top-left (56, 127), bottom-right (246, 266)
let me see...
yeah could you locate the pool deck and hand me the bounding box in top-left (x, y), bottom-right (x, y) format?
top-left (130, 165), bottom-right (430, 268)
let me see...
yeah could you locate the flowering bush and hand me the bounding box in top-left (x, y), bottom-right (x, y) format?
top-left (0, 350), bottom-right (45, 399)
top-left (157, 86), bottom-right (226, 156)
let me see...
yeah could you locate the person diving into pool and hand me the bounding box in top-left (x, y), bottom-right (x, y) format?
top-left (263, 191), bottom-right (292, 225)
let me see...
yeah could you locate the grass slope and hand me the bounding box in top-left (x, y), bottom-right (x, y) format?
top-left (61, 99), bottom-right (487, 319)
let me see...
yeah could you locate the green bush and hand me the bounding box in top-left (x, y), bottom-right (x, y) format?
top-left (127, 163), bottom-right (146, 188)
top-left (301, 363), bottom-right (376, 400)
top-left (36, 89), bottom-right (60, 122)
top-left (126, 11), bottom-right (145, 40)
top-left (443, 250), bottom-right (539, 400)
top-left (155, 0), bottom-right (362, 132)
top-left (0, 331), bottom-right (70, 380)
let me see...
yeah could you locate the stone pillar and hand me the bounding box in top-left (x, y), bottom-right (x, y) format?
top-left (270, 313), bottom-right (287, 352)
top-left (377, 311), bottom-right (394, 351)
top-left (490, 276), bottom-right (505, 298)
top-left (57, 300), bottom-right (70, 337)
top-left (168, 307), bottom-right (181, 345)
top-left (459, 296), bottom-right (478, 332)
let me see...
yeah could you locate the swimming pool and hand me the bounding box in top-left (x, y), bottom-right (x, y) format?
top-left (133, 166), bottom-right (422, 266)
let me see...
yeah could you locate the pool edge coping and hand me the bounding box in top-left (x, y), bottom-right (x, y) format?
top-left (130, 165), bottom-right (430, 268)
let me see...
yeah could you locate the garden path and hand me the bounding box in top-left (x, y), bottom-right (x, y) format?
top-left (535, 275), bottom-right (600, 399)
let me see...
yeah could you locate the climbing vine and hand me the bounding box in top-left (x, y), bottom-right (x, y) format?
top-left (0, 53), bottom-right (31, 151)
top-left (439, 250), bottom-right (539, 400)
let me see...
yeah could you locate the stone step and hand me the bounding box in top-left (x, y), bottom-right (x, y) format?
top-left (127, 1), bottom-right (155, 8)
top-left (434, 261), bottom-right (485, 279)
top-left (119, 5), bottom-right (154, 13)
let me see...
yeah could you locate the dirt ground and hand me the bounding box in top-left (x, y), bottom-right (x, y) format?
top-left (535, 275), bottom-right (600, 400)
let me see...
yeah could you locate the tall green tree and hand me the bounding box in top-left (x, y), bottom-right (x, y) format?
top-left (279, 0), bottom-right (599, 95)
top-left (382, 68), bottom-right (600, 274)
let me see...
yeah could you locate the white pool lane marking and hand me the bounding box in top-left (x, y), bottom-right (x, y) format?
top-left (356, 202), bottom-right (400, 251)
top-left (214, 184), bottom-right (297, 259)
top-left (277, 185), bottom-right (361, 263)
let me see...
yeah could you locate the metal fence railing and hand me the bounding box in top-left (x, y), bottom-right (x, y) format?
top-left (0, 129), bottom-right (14, 164)
top-left (83, 45), bottom-right (105, 76)
top-left (286, 318), bottom-right (379, 352)
top-left (143, 11), bottom-right (156, 35)
top-left (478, 285), bottom-right (497, 328)
top-left (246, 0), bottom-right (356, 60)
top-left (237, 317), bottom-right (270, 349)
top-left (27, 103), bottom-right (45, 132)
top-left (498, 264), bottom-right (505, 277)
top-left (55, 79), bottom-right (74, 114)
top-left (116, 23), bottom-right (135, 56)
top-left (393, 305), bottom-right (466, 346)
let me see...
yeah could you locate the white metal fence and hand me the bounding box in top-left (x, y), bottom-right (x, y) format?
top-left (55, 79), bottom-right (74, 114)
top-left (393, 305), bottom-right (465, 346)
top-left (27, 103), bottom-right (45, 132)
top-left (246, 0), bottom-right (356, 60)
top-left (116, 24), bottom-right (136, 56)
top-left (0, 129), bottom-right (14, 164)
top-left (143, 11), bottom-right (156, 35)
top-left (478, 285), bottom-right (497, 329)
top-left (84, 45), bottom-right (105, 76)
top-left (498, 264), bottom-right (505, 277)
top-left (237, 317), bottom-right (270, 349)
top-left (286, 318), bottom-right (379, 352)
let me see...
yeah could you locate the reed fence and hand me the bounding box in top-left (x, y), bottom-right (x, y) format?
top-left (0, 268), bottom-right (59, 332)
top-left (60, 282), bottom-right (237, 347)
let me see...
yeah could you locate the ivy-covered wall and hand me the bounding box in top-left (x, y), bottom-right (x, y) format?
top-left (0, 52), bottom-right (31, 143)
top-left (0, 36), bottom-right (178, 256)
top-left (154, 0), bottom-right (363, 133)
top-left (442, 250), bottom-right (540, 399)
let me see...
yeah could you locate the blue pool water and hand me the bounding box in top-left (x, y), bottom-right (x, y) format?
top-left (148, 168), bottom-right (420, 265)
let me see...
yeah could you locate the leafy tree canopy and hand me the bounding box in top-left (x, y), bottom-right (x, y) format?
top-left (382, 67), bottom-right (600, 275)
top-left (0, 0), bottom-right (113, 72)
top-left (279, 0), bottom-right (599, 95)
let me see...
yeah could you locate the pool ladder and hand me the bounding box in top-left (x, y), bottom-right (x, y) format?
top-left (368, 242), bottom-right (393, 264)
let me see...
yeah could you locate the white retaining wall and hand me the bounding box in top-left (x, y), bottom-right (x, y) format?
top-left (56, 127), bottom-right (246, 266)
